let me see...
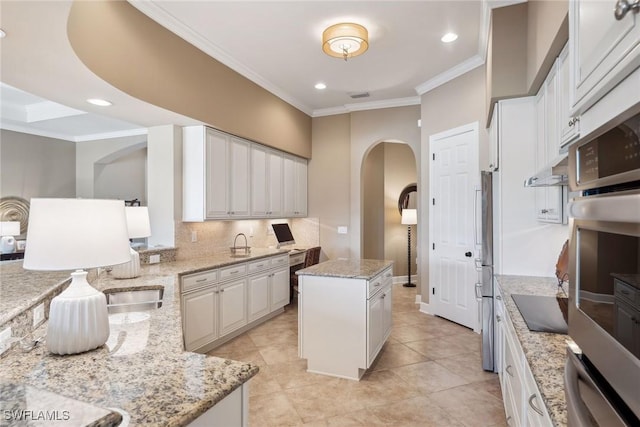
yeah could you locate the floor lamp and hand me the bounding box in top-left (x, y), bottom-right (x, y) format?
top-left (402, 209), bottom-right (417, 288)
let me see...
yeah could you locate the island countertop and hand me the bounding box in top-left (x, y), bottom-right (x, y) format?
top-left (495, 275), bottom-right (573, 427)
top-left (0, 248), bottom-right (288, 426)
top-left (296, 259), bottom-right (393, 280)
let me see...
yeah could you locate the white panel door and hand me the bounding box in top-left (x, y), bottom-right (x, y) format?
top-left (205, 130), bottom-right (229, 218)
top-left (182, 286), bottom-right (217, 351)
top-left (229, 138), bottom-right (250, 217)
top-left (250, 145), bottom-right (268, 216)
top-left (219, 279), bottom-right (247, 336)
top-left (283, 155), bottom-right (296, 216)
top-left (294, 159), bottom-right (308, 217)
top-left (429, 122), bottom-right (480, 330)
top-left (248, 273), bottom-right (270, 322)
top-left (267, 150), bottom-right (283, 217)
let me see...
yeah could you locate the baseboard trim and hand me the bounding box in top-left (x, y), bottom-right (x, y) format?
top-left (419, 302), bottom-right (433, 315)
top-left (393, 274), bottom-right (418, 285)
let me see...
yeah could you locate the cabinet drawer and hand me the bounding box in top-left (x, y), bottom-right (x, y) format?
top-left (289, 253), bottom-right (305, 267)
top-left (182, 269), bottom-right (218, 293)
top-left (248, 258), bottom-right (271, 274)
top-left (270, 254), bottom-right (289, 268)
top-left (368, 274), bottom-right (385, 298)
top-left (381, 267), bottom-right (393, 286)
top-left (524, 363), bottom-right (552, 426)
top-left (220, 264), bottom-right (247, 281)
top-left (503, 338), bottom-right (524, 423)
top-left (615, 279), bottom-right (639, 307)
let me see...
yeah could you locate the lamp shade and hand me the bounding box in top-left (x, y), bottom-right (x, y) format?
top-left (322, 23), bottom-right (369, 60)
top-left (23, 198), bottom-right (131, 271)
top-left (0, 221), bottom-right (20, 236)
top-left (401, 208), bottom-right (418, 225)
top-left (125, 206), bottom-right (151, 239)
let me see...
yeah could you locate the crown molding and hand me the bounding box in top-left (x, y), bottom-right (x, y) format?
top-left (414, 55), bottom-right (485, 96)
top-left (1, 122), bottom-right (147, 143)
top-left (128, 0), bottom-right (313, 116)
top-left (312, 96), bottom-right (421, 117)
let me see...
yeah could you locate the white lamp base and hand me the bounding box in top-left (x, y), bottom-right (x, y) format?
top-left (111, 248), bottom-right (141, 279)
top-left (47, 270), bottom-right (110, 355)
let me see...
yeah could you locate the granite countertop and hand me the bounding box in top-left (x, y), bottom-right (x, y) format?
top-left (495, 275), bottom-right (573, 427)
top-left (0, 248), bottom-right (288, 426)
top-left (296, 259), bottom-right (393, 280)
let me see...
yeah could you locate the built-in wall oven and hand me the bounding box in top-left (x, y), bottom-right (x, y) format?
top-left (565, 107), bottom-right (640, 426)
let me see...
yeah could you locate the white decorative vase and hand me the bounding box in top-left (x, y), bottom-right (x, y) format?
top-left (46, 270), bottom-right (110, 355)
top-left (111, 248), bottom-right (141, 279)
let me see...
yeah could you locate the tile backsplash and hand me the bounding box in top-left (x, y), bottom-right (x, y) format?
top-left (175, 218), bottom-right (320, 261)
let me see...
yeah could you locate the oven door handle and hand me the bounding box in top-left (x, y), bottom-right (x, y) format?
top-left (564, 351), bottom-right (594, 427)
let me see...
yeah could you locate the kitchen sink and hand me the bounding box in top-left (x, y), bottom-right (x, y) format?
top-left (104, 287), bottom-right (164, 314)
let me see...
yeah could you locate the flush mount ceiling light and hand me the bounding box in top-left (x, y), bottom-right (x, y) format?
top-left (314, 82), bottom-right (327, 90)
top-left (322, 23), bottom-right (369, 61)
top-left (86, 98), bottom-right (112, 107)
top-left (441, 32), bottom-right (458, 43)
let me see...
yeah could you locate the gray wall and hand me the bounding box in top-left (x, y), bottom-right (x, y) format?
top-left (0, 129), bottom-right (76, 202)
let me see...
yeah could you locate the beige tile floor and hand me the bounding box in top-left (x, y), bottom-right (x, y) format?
top-left (208, 284), bottom-right (507, 426)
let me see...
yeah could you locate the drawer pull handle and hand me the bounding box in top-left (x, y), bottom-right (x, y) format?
top-left (230, 270), bottom-right (239, 275)
top-left (256, 264), bottom-right (264, 268)
top-left (196, 278), bottom-right (207, 282)
top-left (496, 295), bottom-right (502, 300)
top-left (496, 315), bottom-right (502, 323)
top-left (220, 289), bottom-right (225, 293)
top-left (506, 416), bottom-right (512, 426)
top-left (505, 365), bottom-right (514, 377)
top-left (528, 394), bottom-right (544, 416)
top-left (374, 283), bottom-right (381, 287)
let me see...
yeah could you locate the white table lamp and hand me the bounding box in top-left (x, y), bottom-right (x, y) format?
top-left (401, 209), bottom-right (418, 288)
top-left (111, 206), bottom-right (151, 279)
top-left (0, 221), bottom-right (21, 253)
top-left (23, 198), bottom-right (131, 355)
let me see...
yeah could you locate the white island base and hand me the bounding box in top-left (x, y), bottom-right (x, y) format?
top-left (297, 260), bottom-right (393, 380)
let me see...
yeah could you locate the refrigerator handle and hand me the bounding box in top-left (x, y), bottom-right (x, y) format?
top-left (475, 283), bottom-right (483, 301)
top-left (474, 188), bottom-right (482, 246)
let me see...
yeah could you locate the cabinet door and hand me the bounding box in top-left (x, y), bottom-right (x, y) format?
top-left (558, 44), bottom-right (580, 148)
top-left (248, 272), bottom-right (270, 322)
top-left (571, 0), bottom-right (640, 114)
top-left (534, 91), bottom-right (547, 222)
top-left (250, 145), bottom-right (268, 217)
top-left (219, 279), bottom-right (247, 336)
top-left (294, 159), bottom-right (307, 217)
top-left (382, 286), bottom-right (393, 339)
top-left (267, 150), bottom-right (283, 217)
top-left (367, 292), bottom-right (384, 366)
top-left (488, 107), bottom-right (499, 171)
top-left (183, 286), bottom-right (218, 351)
top-left (545, 60), bottom-right (559, 162)
top-left (270, 267), bottom-right (290, 311)
top-left (229, 138), bottom-right (250, 217)
top-left (205, 130), bottom-right (229, 218)
top-left (283, 155), bottom-right (296, 216)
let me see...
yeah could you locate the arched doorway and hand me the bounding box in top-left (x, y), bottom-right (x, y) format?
top-left (361, 141), bottom-right (417, 282)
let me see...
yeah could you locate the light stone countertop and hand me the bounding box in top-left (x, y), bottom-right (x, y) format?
top-left (296, 259), bottom-right (394, 280)
top-left (0, 248), bottom-right (289, 426)
top-left (495, 275), bottom-right (573, 427)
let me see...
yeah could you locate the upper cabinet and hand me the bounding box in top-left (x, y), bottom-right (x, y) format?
top-left (570, 0), bottom-right (640, 115)
top-left (558, 43), bottom-right (580, 149)
top-left (183, 125), bottom-right (307, 221)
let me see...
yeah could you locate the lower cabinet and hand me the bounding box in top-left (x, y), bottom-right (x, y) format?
top-left (188, 382), bottom-right (248, 427)
top-left (367, 282), bottom-right (392, 366)
top-left (182, 254), bottom-right (289, 352)
top-left (495, 285), bottom-right (553, 427)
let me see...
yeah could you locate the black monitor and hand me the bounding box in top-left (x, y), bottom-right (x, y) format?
top-left (271, 223), bottom-right (295, 248)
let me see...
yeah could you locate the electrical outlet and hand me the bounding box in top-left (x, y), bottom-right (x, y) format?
top-left (33, 303), bottom-right (45, 327)
top-left (191, 231), bottom-right (197, 242)
top-left (149, 254), bottom-right (160, 264)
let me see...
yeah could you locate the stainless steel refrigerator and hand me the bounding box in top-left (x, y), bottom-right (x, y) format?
top-left (478, 171), bottom-right (494, 372)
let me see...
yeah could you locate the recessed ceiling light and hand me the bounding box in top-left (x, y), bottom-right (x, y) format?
top-left (0, 29), bottom-right (6, 39)
top-left (441, 32), bottom-right (458, 43)
top-left (314, 83), bottom-right (327, 90)
top-left (86, 98), bottom-right (112, 107)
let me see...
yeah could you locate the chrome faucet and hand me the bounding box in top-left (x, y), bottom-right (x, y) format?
top-left (231, 233), bottom-right (250, 255)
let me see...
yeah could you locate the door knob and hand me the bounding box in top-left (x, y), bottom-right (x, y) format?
top-left (465, 251), bottom-right (472, 257)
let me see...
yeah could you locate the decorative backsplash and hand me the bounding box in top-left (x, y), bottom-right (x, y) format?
top-left (174, 218), bottom-right (320, 261)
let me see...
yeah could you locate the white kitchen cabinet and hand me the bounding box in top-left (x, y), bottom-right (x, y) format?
top-left (283, 155), bottom-right (307, 217)
top-left (488, 106), bottom-right (499, 171)
top-left (250, 145), bottom-right (283, 217)
top-left (247, 259), bottom-right (289, 321)
top-left (534, 71), bottom-right (563, 224)
top-left (570, 0), bottom-right (640, 115)
top-left (558, 43), bottom-right (580, 149)
top-left (188, 383), bottom-right (248, 427)
top-left (182, 285), bottom-right (218, 351)
top-left (219, 279), bottom-right (248, 336)
top-left (183, 126), bottom-right (250, 220)
top-left (299, 264), bottom-right (393, 380)
top-left (270, 266), bottom-right (290, 311)
top-left (248, 272), bottom-right (270, 322)
top-left (496, 282), bottom-right (553, 427)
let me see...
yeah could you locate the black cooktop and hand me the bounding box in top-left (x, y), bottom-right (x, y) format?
top-left (511, 294), bottom-right (568, 334)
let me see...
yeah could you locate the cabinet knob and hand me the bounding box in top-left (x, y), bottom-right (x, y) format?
top-left (496, 295), bottom-right (502, 300)
top-left (505, 365), bottom-right (514, 377)
top-left (541, 209), bottom-right (549, 214)
top-left (497, 315), bottom-right (502, 322)
top-left (614, 0), bottom-right (640, 20)
top-left (528, 394), bottom-right (544, 416)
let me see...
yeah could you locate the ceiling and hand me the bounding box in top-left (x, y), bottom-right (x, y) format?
top-left (0, 1), bottom-right (522, 141)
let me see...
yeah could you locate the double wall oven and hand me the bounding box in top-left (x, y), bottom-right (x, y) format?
top-left (565, 107), bottom-right (640, 426)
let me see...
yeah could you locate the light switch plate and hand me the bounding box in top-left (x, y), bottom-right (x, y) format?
top-left (191, 231), bottom-right (198, 242)
top-left (149, 254), bottom-right (160, 264)
top-left (337, 226), bottom-right (348, 235)
top-left (33, 303), bottom-right (45, 327)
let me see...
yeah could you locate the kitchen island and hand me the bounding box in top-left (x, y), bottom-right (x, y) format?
top-left (0, 248), bottom-right (290, 426)
top-left (297, 259), bottom-right (393, 380)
